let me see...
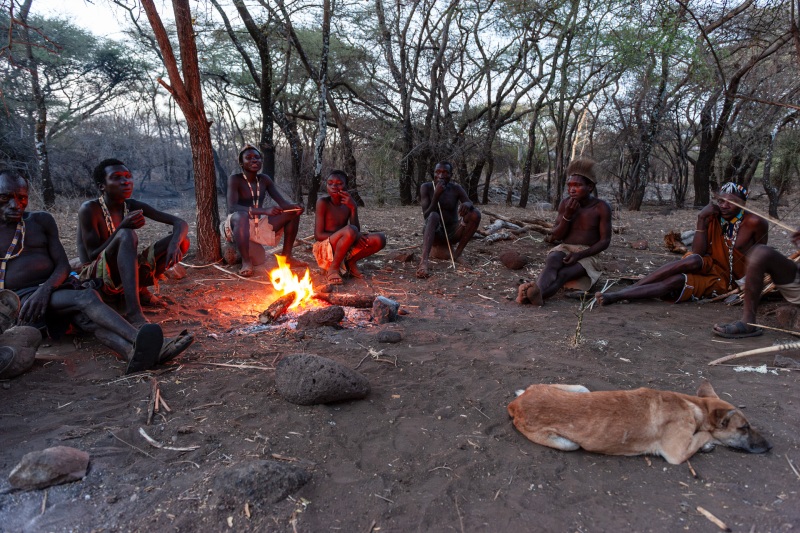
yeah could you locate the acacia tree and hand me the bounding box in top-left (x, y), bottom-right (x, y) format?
top-left (140, 0), bottom-right (221, 262)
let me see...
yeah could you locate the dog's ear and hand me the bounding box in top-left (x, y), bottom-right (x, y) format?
top-left (711, 408), bottom-right (737, 428)
top-left (696, 380), bottom-right (718, 398)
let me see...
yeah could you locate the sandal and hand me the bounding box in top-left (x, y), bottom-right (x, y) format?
top-left (712, 321), bottom-right (763, 339)
top-left (326, 270), bottom-right (343, 285)
top-left (159, 330), bottom-right (194, 364)
top-left (0, 290), bottom-right (20, 334)
top-left (126, 323), bottom-right (163, 374)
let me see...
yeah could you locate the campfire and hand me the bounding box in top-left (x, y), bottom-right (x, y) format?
top-left (268, 255), bottom-right (315, 309)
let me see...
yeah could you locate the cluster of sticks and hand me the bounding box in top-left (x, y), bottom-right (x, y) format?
top-left (478, 210), bottom-right (553, 243)
top-left (147, 377), bottom-right (171, 425)
top-left (259, 291), bottom-right (376, 324)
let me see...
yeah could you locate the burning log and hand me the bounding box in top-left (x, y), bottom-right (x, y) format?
top-left (259, 292), bottom-right (297, 324)
top-left (313, 293), bottom-right (375, 308)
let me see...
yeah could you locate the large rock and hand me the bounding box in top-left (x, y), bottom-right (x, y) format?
top-left (275, 354), bottom-right (370, 405)
top-left (498, 250), bottom-right (528, 270)
top-left (8, 446), bottom-right (89, 490)
top-left (0, 326), bottom-right (42, 379)
top-left (372, 296), bottom-right (399, 324)
top-left (376, 330), bottom-right (402, 344)
top-left (296, 306), bottom-right (345, 329)
top-left (211, 460), bottom-right (310, 509)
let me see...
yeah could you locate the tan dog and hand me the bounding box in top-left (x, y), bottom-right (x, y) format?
top-left (507, 381), bottom-right (771, 464)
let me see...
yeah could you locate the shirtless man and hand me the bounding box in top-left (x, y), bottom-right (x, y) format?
top-left (517, 158), bottom-right (612, 305)
top-left (77, 158), bottom-right (190, 327)
top-left (0, 169), bottom-right (185, 375)
top-left (712, 229), bottom-right (800, 338)
top-left (224, 144), bottom-right (305, 277)
top-left (313, 170), bottom-right (386, 284)
top-left (417, 161), bottom-right (481, 278)
top-left (597, 182), bottom-right (768, 305)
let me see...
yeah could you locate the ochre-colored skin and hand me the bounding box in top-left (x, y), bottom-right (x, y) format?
top-left (507, 382), bottom-right (771, 465)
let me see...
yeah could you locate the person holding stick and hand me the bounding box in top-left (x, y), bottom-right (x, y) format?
top-left (712, 228), bottom-right (800, 338)
top-left (416, 161), bottom-right (481, 279)
top-left (517, 158), bottom-right (611, 306)
top-left (313, 170), bottom-right (386, 284)
top-left (223, 144), bottom-right (305, 277)
top-left (597, 182), bottom-right (768, 306)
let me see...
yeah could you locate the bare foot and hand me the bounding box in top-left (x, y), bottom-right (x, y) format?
top-left (595, 291), bottom-right (614, 306)
top-left (345, 260), bottom-right (363, 279)
top-left (139, 289), bottom-right (167, 308)
top-left (283, 256), bottom-right (309, 269)
top-left (326, 270), bottom-right (343, 285)
top-left (416, 261), bottom-right (430, 279)
top-left (239, 263), bottom-right (255, 277)
top-left (455, 255), bottom-right (470, 267)
top-left (517, 282), bottom-right (543, 306)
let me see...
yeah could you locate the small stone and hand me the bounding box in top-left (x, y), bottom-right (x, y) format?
top-left (377, 330), bottom-right (402, 343)
top-left (8, 446), bottom-right (90, 490)
top-left (275, 354), bottom-right (370, 405)
top-left (498, 250), bottom-right (528, 270)
top-left (212, 460), bottom-right (310, 509)
top-left (296, 306), bottom-right (345, 329)
top-left (630, 240), bottom-right (648, 250)
top-left (774, 354), bottom-right (800, 369)
top-left (372, 296), bottom-right (400, 324)
top-left (163, 263), bottom-right (187, 280)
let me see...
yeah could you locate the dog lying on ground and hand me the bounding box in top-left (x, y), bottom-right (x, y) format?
top-left (507, 381), bottom-right (771, 464)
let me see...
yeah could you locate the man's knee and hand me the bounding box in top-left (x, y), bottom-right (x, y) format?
top-left (544, 251), bottom-right (565, 268)
top-left (464, 208), bottom-right (481, 226)
top-left (179, 237), bottom-right (190, 254)
top-left (114, 228), bottom-right (138, 249)
top-left (747, 244), bottom-right (775, 267)
top-left (73, 289), bottom-right (103, 310)
top-left (230, 211), bottom-right (248, 229)
top-left (425, 212), bottom-right (441, 229)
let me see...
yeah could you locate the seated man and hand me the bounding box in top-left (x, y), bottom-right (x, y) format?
top-left (77, 158), bottom-right (190, 327)
top-left (416, 161), bottom-right (481, 278)
top-left (713, 229), bottom-right (800, 338)
top-left (517, 159), bottom-right (611, 305)
top-left (0, 169), bottom-right (190, 374)
top-left (223, 144), bottom-right (305, 277)
top-left (597, 182), bottom-right (768, 305)
top-left (313, 170), bottom-right (386, 284)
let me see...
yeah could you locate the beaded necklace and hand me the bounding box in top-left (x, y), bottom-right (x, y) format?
top-left (244, 175), bottom-right (261, 229)
top-left (720, 211), bottom-right (743, 286)
top-left (0, 221), bottom-right (25, 290)
top-left (98, 195), bottom-right (128, 234)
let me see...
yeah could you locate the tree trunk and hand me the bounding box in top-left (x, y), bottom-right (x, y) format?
top-left (308, 0), bottom-right (331, 212)
top-left (141, 0), bottom-right (221, 262)
top-left (19, 0), bottom-right (55, 208)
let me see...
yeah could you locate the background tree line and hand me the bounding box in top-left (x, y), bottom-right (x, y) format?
top-left (2, 0), bottom-right (799, 258)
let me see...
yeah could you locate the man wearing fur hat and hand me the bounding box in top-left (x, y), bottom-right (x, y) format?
top-left (597, 182), bottom-right (768, 306)
top-left (517, 158), bottom-right (611, 305)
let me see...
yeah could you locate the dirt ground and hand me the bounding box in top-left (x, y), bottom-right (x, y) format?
top-left (1, 198), bottom-right (799, 532)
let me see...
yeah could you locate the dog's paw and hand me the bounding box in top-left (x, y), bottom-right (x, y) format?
top-left (515, 389), bottom-right (525, 397)
top-left (700, 442), bottom-right (717, 453)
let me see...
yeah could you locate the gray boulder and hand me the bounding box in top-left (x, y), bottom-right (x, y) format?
top-left (211, 460), bottom-right (310, 509)
top-left (372, 296), bottom-right (399, 324)
top-left (275, 354), bottom-right (370, 405)
top-left (296, 306), bottom-right (345, 329)
top-left (9, 446), bottom-right (90, 490)
top-left (376, 330), bottom-right (402, 343)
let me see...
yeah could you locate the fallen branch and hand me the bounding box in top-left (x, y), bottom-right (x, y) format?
top-left (192, 362), bottom-right (276, 370)
top-left (147, 377), bottom-right (158, 426)
top-left (696, 506), bottom-right (730, 532)
top-left (138, 427), bottom-right (200, 451)
top-left (708, 341), bottom-right (800, 366)
top-left (314, 292), bottom-right (375, 308)
top-left (259, 292), bottom-right (297, 323)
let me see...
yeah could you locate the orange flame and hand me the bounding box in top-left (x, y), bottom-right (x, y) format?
top-left (269, 255), bottom-right (315, 309)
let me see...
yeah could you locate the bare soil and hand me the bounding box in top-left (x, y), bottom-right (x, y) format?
top-left (1, 199), bottom-right (799, 532)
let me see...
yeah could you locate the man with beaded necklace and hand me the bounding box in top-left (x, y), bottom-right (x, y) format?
top-left (0, 169), bottom-right (168, 375)
top-left (77, 158), bottom-right (190, 327)
top-left (597, 182), bottom-right (768, 305)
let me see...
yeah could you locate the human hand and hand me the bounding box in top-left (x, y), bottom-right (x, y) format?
top-left (18, 285), bottom-right (51, 325)
top-left (338, 191), bottom-right (356, 210)
top-left (264, 206), bottom-right (282, 217)
top-left (290, 203), bottom-right (305, 216)
top-left (563, 198), bottom-right (580, 220)
top-left (699, 202), bottom-right (720, 225)
top-left (165, 242), bottom-right (184, 269)
top-left (563, 252), bottom-right (581, 266)
top-left (458, 203), bottom-right (472, 217)
top-left (434, 180), bottom-right (447, 197)
top-left (119, 209), bottom-right (145, 230)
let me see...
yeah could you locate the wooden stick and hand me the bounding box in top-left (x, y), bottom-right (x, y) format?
top-left (138, 427), bottom-right (200, 451)
top-left (787, 454), bottom-right (800, 480)
top-left (158, 393), bottom-right (172, 413)
top-left (708, 341), bottom-right (800, 366)
top-left (686, 459), bottom-right (698, 478)
top-left (192, 362), bottom-right (276, 370)
top-left (748, 323), bottom-right (800, 337)
top-left (696, 506), bottom-right (731, 532)
top-left (438, 202), bottom-right (457, 270)
top-left (698, 287), bottom-right (740, 304)
top-left (146, 378), bottom-right (158, 426)
top-left (718, 196), bottom-right (798, 234)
